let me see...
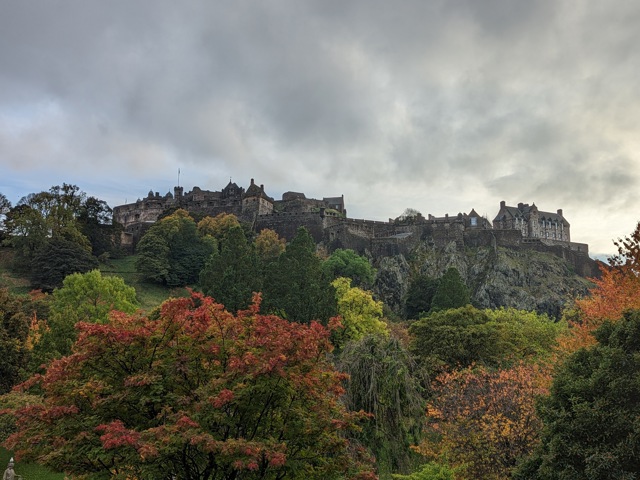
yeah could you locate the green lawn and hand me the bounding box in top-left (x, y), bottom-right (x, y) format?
top-left (0, 448), bottom-right (65, 480)
top-left (99, 254), bottom-right (189, 311)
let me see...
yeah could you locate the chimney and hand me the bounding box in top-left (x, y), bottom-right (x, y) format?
top-left (500, 200), bottom-right (506, 208)
top-left (518, 202), bottom-right (524, 210)
top-left (557, 209), bottom-right (563, 217)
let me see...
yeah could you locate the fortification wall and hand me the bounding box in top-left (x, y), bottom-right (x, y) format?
top-left (255, 212), bottom-right (326, 242)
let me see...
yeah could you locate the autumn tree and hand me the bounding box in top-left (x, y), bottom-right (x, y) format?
top-left (5, 292), bottom-right (375, 480)
top-left (197, 213), bottom-right (241, 241)
top-left (514, 310), bottom-right (640, 480)
top-left (417, 363), bottom-right (551, 480)
top-left (254, 228), bottom-right (286, 262)
top-left (339, 334), bottom-right (425, 477)
top-left (0, 289), bottom-right (32, 393)
top-left (331, 277), bottom-right (388, 348)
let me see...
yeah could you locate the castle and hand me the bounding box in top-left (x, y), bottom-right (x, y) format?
top-left (113, 179), bottom-right (593, 275)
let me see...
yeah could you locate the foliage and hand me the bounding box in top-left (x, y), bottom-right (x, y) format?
top-left (331, 277), bottom-right (388, 348)
top-left (262, 227), bottom-right (337, 324)
top-left (417, 363), bottom-right (551, 480)
top-left (200, 226), bottom-right (261, 313)
top-left (197, 213), bottom-right (241, 240)
top-left (323, 249), bottom-right (375, 288)
top-left (0, 289), bottom-right (32, 393)
top-left (430, 268), bottom-right (469, 312)
top-left (339, 334), bottom-right (425, 477)
top-left (30, 270), bottom-right (139, 368)
top-left (575, 263), bottom-right (640, 326)
top-left (609, 220), bottom-right (640, 275)
top-left (4, 292), bottom-right (375, 480)
top-left (0, 193), bottom-right (10, 234)
top-left (77, 196), bottom-right (120, 257)
top-left (410, 306), bottom-right (564, 376)
top-left (29, 237), bottom-right (99, 291)
top-left (404, 275), bottom-right (440, 319)
top-left (395, 209), bottom-right (423, 225)
top-left (514, 309), bottom-right (640, 479)
top-left (254, 228), bottom-right (286, 262)
top-left (391, 462), bottom-right (455, 480)
top-left (136, 209), bottom-right (215, 287)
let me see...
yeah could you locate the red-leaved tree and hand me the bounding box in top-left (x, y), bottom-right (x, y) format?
top-left (4, 292), bottom-right (375, 480)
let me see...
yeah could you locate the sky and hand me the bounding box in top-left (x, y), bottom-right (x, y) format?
top-left (1, 1), bottom-right (639, 259)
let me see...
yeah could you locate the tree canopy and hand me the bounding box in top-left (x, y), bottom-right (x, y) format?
top-left (136, 209), bottom-right (215, 287)
top-left (323, 249), bottom-right (375, 288)
top-left (4, 292), bottom-right (375, 480)
top-left (515, 309), bottom-right (640, 479)
top-left (430, 267), bottom-right (469, 311)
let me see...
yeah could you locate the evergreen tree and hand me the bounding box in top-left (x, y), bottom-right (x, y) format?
top-left (515, 309), bottom-right (640, 479)
top-left (430, 267), bottom-right (469, 311)
top-left (405, 274), bottom-right (440, 319)
top-left (262, 227), bottom-right (336, 324)
top-left (199, 225), bottom-right (260, 312)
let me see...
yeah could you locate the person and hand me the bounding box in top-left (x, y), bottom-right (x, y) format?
top-left (2, 458), bottom-right (15, 480)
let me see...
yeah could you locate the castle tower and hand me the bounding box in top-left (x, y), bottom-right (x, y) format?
top-left (242, 178), bottom-right (274, 216)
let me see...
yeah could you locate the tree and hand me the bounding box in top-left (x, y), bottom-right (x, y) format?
top-left (410, 306), bottom-right (564, 376)
top-left (404, 275), bottom-right (440, 319)
top-left (77, 196), bottom-right (120, 257)
top-left (262, 227), bottom-right (336, 324)
top-left (323, 249), bottom-right (375, 288)
top-left (254, 228), bottom-right (286, 262)
top-left (197, 213), bottom-right (241, 240)
top-left (29, 237), bottom-right (99, 291)
top-left (0, 289), bottom-right (31, 393)
top-left (4, 292), bottom-right (375, 480)
top-left (514, 310), bottom-right (640, 480)
top-left (430, 268), bottom-right (469, 311)
top-left (199, 226), bottom-right (261, 313)
top-left (339, 334), bottom-right (425, 477)
top-left (136, 209), bottom-right (215, 287)
top-left (417, 363), bottom-right (551, 480)
top-left (391, 462), bottom-right (455, 480)
top-left (331, 277), bottom-right (388, 348)
top-left (0, 193), bottom-right (11, 235)
top-left (30, 270), bottom-right (139, 367)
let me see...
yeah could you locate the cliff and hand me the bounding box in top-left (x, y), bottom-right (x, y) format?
top-left (373, 241), bottom-right (596, 318)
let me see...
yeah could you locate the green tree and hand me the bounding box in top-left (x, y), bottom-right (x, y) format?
top-left (410, 306), bottom-right (564, 375)
top-left (392, 462), bottom-right (455, 480)
top-left (339, 334), bottom-right (425, 477)
top-left (515, 309), bottom-right (640, 480)
top-left (0, 193), bottom-right (11, 236)
top-left (262, 227), bottom-right (336, 324)
top-left (331, 277), bottom-right (388, 348)
top-left (430, 267), bottom-right (469, 311)
top-left (136, 209), bottom-right (214, 287)
top-left (199, 226), bottom-right (261, 312)
top-left (323, 249), bottom-right (375, 288)
top-left (77, 196), bottom-right (120, 257)
top-left (29, 237), bottom-right (99, 291)
top-left (404, 274), bottom-right (440, 319)
top-left (30, 270), bottom-right (139, 368)
top-left (4, 292), bottom-right (375, 479)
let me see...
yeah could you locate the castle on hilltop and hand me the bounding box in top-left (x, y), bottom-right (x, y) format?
top-left (112, 179), bottom-right (593, 276)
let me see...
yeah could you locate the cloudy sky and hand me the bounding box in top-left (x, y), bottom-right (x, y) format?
top-left (1, 1), bottom-right (639, 258)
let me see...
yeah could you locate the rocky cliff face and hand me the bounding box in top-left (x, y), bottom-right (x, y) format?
top-left (373, 241), bottom-right (596, 318)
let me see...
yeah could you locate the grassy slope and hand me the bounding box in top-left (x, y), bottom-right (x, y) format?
top-left (0, 448), bottom-right (64, 480)
top-left (0, 246), bottom-right (187, 311)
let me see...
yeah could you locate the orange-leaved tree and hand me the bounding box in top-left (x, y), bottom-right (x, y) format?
top-left (574, 221), bottom-right (640, 333)
top-left (416, 363), bottom-right (552, 480)
top-left (4, 292), bottom-right (375, 480)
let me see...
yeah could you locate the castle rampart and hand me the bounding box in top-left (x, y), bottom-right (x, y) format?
top-left (112, 180), bottom-right (591, 272)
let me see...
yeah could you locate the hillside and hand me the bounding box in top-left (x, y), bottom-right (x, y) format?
top-left (374, 242), bottom-right (596, 318)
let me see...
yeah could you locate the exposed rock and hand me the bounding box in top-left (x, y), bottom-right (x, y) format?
top-left (374, 244), bottom-right (594, 318)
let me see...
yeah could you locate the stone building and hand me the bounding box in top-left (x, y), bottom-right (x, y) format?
top-left (493, 201), bottom-right (570, 242)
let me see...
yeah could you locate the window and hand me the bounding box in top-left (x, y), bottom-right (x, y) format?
top-left (471, 217), bottom-right (477, 226)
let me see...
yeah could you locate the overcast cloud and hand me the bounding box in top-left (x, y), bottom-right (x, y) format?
top-left (1, 0), bottom-right (639, 258)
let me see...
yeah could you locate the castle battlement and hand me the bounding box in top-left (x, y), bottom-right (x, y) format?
top-left (113, 181), bottom-right (590, 273)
